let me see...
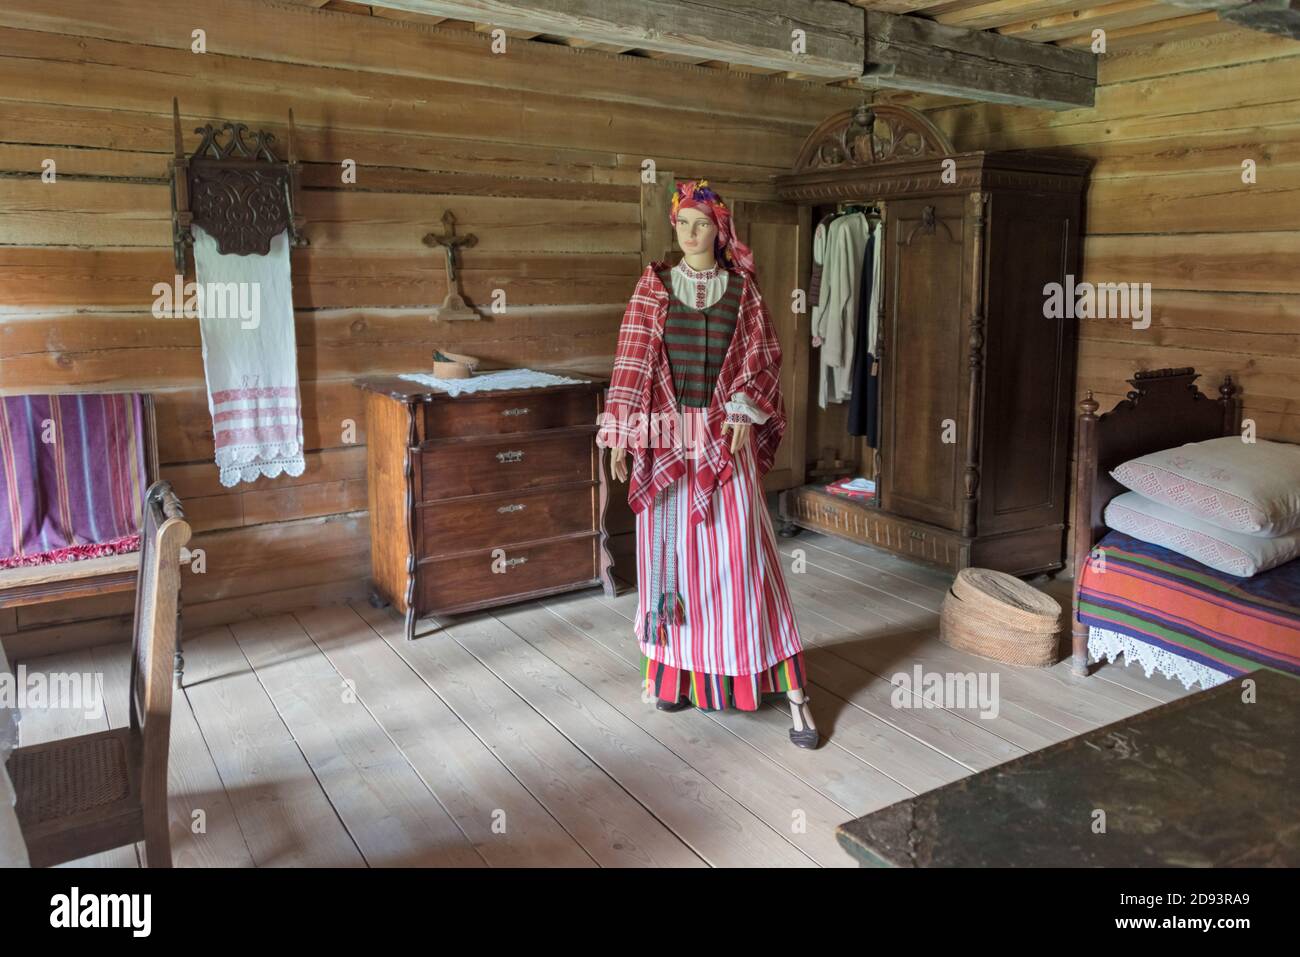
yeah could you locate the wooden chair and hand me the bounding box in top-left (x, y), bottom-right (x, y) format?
top-left (7, 481), bottom-right (191, 868)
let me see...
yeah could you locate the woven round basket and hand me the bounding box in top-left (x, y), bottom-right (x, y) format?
top-left (939, 568), bottom-right (1062, 667)
top-left (431, 349), bottom-right (481, 379)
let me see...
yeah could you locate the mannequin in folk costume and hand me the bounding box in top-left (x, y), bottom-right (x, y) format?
top-left (600, 180), bottom-right (818, 749)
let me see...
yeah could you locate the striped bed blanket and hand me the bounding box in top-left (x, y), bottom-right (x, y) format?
top-left (0, 394), bottom-right (148, 569)
top-left (1079, 531), bottom-right (1300, 689)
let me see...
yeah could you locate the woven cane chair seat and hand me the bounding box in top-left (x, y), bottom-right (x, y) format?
top-left (10, 728), bottom-right (135, 827)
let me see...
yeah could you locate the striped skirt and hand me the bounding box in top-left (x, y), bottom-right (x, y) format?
top-left (635, 413), bottom-right (806, 711)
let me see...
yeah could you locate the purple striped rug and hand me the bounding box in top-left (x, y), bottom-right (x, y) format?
top-left (0, 393), bottom-right (148, 569)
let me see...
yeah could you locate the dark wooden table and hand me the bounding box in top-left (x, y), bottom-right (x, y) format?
top-left (838, 669), bottom-right (1299, 867)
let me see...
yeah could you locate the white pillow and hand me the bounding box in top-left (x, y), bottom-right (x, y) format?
top-left (1110, 436), bottom-right (1300, 536)
top-left (1105, 492), bottom-right (1300, 577)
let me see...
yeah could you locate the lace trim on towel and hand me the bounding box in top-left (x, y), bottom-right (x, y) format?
top-left (1087, 626), bottom-right (1231, 691)
top-left (216, 443), bottom-right (306, 488)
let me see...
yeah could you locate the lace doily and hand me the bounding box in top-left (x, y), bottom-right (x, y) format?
top-left (399, 368), bottom-right (588, 397)
top-left (1087, 626), bottom-right (1231, 691)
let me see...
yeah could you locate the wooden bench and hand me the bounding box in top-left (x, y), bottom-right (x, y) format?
top-left (0, 395), bottom-right (189, 685)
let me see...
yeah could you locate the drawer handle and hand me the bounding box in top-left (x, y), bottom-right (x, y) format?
top-left (496, 450), bottom-right (525, 463)
top-left (504, 556), bottom-right (527, 568)
top-left (909, 531), bottom-right (925, 540)
top-left (497, 503), bottom-right (526, 514)
top-left (501, 407), bottom-right (531, 417)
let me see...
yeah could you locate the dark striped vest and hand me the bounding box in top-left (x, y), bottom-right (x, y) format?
top-left (655, 265), bottom-right (742, 409)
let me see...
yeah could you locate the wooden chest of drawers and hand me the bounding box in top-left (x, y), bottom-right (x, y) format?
top-left (354, 373), bottom-right (616, 640)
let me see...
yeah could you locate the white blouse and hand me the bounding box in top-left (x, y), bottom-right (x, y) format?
top-left (669, 260), bottom-right (770, 425)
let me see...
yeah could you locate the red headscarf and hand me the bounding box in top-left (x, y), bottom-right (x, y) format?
top-left (669, 179), bottom-right (757, 284)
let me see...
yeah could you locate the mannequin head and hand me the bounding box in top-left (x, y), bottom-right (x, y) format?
top-left (669, 179), bottom-right (757, 282)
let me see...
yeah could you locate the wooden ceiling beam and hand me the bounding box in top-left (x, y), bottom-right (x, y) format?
top-left (996, 0), bottom-right (1189, 44)
top-left (1055, 10), bottom-right (1228, 49)
top-left (321, 0), bottom-right (374, 12)
top-left (349, 1), bottom-right (1104, 110)
top-left (1221, 0), bottom-right (1300, 36)
top-left (860, 10), bottom-right (1097, 110)
top-left (361, 0), bottom-right (865, 79)
top-left (560, 36), bottom-right (637, 53)
top-left (1162, 0), bottom-right (1300, 38)
top-left (472, 21), bottom-right (542, 39)
top-left (934, 0), bottom-right (1091, 31)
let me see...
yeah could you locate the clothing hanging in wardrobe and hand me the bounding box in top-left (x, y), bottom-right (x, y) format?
top-left (811, 209), bottom-right (870, 409)
top-left (847, 217), bottom-right (883, 444)
top-left (810, 203), bottom-right (873, 311)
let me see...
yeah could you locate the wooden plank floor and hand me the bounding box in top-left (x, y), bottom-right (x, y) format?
top-left (12, 528), bottom-right (1191, 867)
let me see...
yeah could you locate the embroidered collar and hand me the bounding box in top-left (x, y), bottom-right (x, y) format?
top-left (675, 260), bottom-right (720, 281)
top-left (673, 259), bottom-right (724, 310)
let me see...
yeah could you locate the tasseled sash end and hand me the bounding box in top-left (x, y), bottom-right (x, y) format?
top-left (661, 591), bottom-right (687, 626)
top-left (644, 592), bottom-right (687, 647)
top-left (643, 474), bottom-right (686, 649)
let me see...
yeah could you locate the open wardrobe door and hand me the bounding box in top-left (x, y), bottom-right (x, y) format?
top-left (731, 199), bottom-right (812, 493)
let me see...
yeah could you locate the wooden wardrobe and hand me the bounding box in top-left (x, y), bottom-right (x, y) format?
top-left (772, 105), bottom-right (1090, 576)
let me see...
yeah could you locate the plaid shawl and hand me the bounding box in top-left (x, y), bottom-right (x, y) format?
top-left (0, 393), bottom-right (147, 568)
top-left (599, 262), bottom-right (786, 528)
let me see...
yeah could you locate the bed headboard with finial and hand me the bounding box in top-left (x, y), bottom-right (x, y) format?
top-left (1070, 367), bottom-right (1241, 675)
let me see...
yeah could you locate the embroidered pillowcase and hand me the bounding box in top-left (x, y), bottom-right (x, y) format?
top-left (1105, 492), bottom-right (1300, 577)
top-left (1110, 436), bottom-right (1300, 537)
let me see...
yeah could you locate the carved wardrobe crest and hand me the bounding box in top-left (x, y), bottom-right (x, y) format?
top-left (168, 98), bottom-right (309, 273)
top-left (790, 103), bottom-right (954, 175)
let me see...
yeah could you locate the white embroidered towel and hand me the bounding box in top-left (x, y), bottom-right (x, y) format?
top-left (191, 225), bottom-right (306, 487)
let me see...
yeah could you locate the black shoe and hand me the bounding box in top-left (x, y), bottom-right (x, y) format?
top-left (788, 695), bottom-right (820, 749)
top-left (656, 696), bottom-right (692, 712)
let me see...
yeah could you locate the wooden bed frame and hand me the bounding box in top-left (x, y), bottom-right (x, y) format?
top-left (1070, 367), bottom-right (1242, 676)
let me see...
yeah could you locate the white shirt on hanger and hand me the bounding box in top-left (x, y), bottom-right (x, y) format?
top-left (811, 212), bottom-right (869, 409)
top-left (865, 220), bottom-right (883, 359)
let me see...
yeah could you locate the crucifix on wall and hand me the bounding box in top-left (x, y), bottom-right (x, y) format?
top-left (422, 210), bottom-right (479, 321)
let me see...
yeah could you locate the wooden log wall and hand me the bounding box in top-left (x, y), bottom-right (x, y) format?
top-left (926, 25), bottom-right (1300, 444)
top-left (0, 0), bottom-right (860, 652)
